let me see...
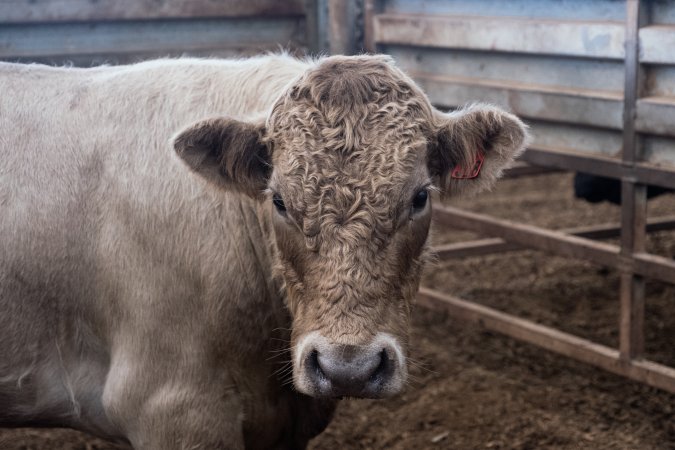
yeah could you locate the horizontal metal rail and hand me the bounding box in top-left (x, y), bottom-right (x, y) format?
top-left (417, 287), bottom-right (675, 394)
top-left (521, 146), bottom-right (675, 190)
top-left (374, 13), bottom-right (626, 59)
top-left (410, 70), bottom-right (624, 130)
top-left (0, 0), bottom-right (305, 23)
top-left (433, 215), bottom-right (675, 260)
top-left (433, 205), bottom-right (675, 284)
top-left (503, 163), bottom-right (563, 178)
top-left (0, 18), bottom-right (305, 59)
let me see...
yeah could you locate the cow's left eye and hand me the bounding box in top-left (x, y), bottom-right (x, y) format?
top-left (412, 189), bottom-right (428, 212)
top-left (272, 193), bottom-right (287, 215)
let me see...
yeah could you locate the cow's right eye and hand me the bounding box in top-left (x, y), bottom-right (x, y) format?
top-left (411, 189), bottom-right (428, 212)
top-left (272, 193), bottom-right (287, 214)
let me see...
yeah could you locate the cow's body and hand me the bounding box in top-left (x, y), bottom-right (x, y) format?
top-left (0, 56), bottom-right (333, 449)
top-left (1, 55), bottom-right (527, 449)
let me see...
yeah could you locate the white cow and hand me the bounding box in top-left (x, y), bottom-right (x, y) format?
top-left (0, 54), bottom-right (527, 449)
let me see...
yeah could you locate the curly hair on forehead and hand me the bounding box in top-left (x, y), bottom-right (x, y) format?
top-left (267, 54), bottom-right (435, 154)
top-left (264, 55), bottom-right (439, 253)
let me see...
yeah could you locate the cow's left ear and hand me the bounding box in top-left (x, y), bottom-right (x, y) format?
top-left (173, 117), bottom-right (271, 199)
top-left (428, 104), bottom-right (529, 196)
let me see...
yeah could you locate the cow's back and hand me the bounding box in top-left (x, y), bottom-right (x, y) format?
top-left (0, 56), bottom-right (310, 443)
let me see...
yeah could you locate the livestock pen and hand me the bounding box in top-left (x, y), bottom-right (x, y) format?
top-left (1, 0), bottom-right (674, 448)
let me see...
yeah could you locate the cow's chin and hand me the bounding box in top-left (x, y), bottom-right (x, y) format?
top-left (291, 331), bottom-right (407, 399)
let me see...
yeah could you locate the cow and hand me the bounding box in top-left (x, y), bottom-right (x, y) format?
top-left (574, 173), bottom-right (672, 205)
top-left (0, 54), bottom-right (528, 449)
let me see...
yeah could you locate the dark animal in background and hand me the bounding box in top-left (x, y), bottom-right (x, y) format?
top-left (574, 173), bottom-right (673, 205)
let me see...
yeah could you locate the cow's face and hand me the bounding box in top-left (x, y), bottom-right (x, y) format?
top-left (174, 55), bottom-right (528, 399)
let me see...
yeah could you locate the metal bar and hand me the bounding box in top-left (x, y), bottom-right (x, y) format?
top-left (373, 13), bottom-right (626, 59)
top-left (634, 252), bottom-right (675, 284)
top-left (622, 0), bottom-right (643, 164)
top-left (639, 24), bottom-right (675, 64)
top-left (619, 0), bottom-right (647, 361)
top-left (636, 97), bottom-right (675, 138)
top-left (412, 71), bottom-right (623, 130)
top-left (503, 163), bottom-right (563, 178)
top-left (328, 0), bottom-right (359, 55)
top-left (304, 0), bottom-right (321, 55)
top-left (363, 0), bottom-right (383, 53)
top-left (0, 19), bottom-right (306, 59)
top-left (434, 205), bottom-right (621, 267)
top-left (434, 239), bottom-right (520, 260)
top-left (433, 216), bottom-right (675, 260)
top-left (417, 287), bottom-right (675, 394)
top-left (621, 183), bottom-right (648, 255)
top-left (520, 146), bottom-right (675, 190)
top-left (433, 205), bottom-right (675, 284)
top-left (4, 48), bottom-right (282, 67)
top-left (0, 0), bottom-right (306, 23)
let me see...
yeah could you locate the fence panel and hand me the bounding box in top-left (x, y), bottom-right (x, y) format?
top-left (0, 0), bottom-right (307, 66)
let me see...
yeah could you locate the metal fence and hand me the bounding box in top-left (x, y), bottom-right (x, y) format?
top-left (0, 0), bottom-right (309, 65)
top-left (2, 0), bottom-right (674, 393)
top-left (360, 0), bottom-right (675, 393)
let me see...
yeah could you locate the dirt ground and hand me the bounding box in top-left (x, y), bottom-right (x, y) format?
top-left (1, 172), bottom-right (674, 449)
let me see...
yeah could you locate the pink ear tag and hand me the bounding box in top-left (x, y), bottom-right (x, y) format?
top-left (451, 150), bottom-right (485, 179)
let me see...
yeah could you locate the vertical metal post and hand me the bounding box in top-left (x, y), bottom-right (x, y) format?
top-left (328, 0), bottom-right (361, 55)
top-left (363, 0), bottom-right (382, 53)
top-left (620, 0), bottom-right (647, 360)
top-left (305, 0), bottom-right (327, 55)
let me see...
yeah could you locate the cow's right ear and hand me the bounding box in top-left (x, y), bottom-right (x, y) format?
top-left (173, 117), bottom-right (271, 198)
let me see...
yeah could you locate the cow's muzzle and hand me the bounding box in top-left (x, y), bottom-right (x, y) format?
top-left (293, 332), bottom-right (406, 398)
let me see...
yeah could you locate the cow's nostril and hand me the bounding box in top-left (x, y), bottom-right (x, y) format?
top-left (308, 349), bottom-right (324, 378)
top-left (369, 349), bottom-right (389, 383)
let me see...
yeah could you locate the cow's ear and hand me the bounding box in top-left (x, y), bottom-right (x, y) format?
top-left (173, 117), bottom-right (271, 198)
top-left (428, 104), bottom-right (529, 197)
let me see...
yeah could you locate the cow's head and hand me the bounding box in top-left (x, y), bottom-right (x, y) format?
top-left (173, 55), bottom-right (527, 399)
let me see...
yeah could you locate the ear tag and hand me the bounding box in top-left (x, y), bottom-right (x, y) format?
top-left (451, 150), bottom-right (485, 179)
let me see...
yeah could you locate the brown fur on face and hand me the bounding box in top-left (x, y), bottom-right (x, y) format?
top-left (265, 56), bottom-right (437, 352)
